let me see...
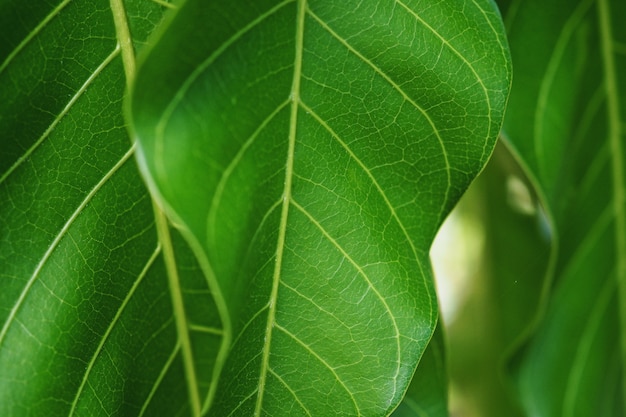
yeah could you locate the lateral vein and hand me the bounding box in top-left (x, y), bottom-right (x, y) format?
top-left (0, 46), bottom-right (121, 185)
top-left (0, 0), bottom-right (72, 75)
top-left (68, 244), bottom-right (162, 415)
top-left (0, 146), bottom-right (135, 347)
top-left (306, 8), bottom-right (451, 223)
top-left (138, 342), bottom-right (181, 417)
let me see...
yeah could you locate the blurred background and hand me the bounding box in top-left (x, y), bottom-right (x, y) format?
top-left (430, 142), bottom-right (552, 417)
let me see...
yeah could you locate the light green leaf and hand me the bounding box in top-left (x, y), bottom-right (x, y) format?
top-left (497, 0), bottom-right (626, 414)
top-left (0, 1), bottom-right (221, 415)
top-left (130, 0), bottom-right (510, 415)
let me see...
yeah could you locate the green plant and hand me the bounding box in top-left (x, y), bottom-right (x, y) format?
top-left (0, 0), bottom-right (623, 416)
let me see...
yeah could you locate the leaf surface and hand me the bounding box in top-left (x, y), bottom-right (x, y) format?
top-left (497, 0), bottom-right (626, 414)
top-left (130, 0), bottom-right (511, 415)
top-left (0, 1), bottom-right (221, 415)
top-left (391, 323), bottom-right (447, 417)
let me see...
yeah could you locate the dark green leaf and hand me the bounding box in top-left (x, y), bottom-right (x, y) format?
top-left (0, 1), bottom-right (221, 415)
top-left (497, 0), bottom-right (626, 414)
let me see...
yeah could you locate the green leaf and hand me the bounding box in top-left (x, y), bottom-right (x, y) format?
top-left (0, 1), bottom-right (221, 415)
top-left (130, 0), bottom-right (510, 415)
top-left (391, 323), bottom-right (447, 417)
top-left (497, 0), bottom-right (626, 414)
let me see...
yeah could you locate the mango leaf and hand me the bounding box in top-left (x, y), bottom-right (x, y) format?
top-left (130, 0), bottom-right (510, 415)
top-left (497, 0), bottom-right (626, 414)
top-left (0, 1), bottom-right (222, 416)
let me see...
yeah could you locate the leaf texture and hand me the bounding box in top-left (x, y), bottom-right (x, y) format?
top-left (0, 1), bottom-right (221, 415)
top-left (130, 0), bottom-right (511, 415)
top-left (497, 0), bottom-right (626, 414)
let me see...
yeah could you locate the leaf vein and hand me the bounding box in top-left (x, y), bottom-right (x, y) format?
top-left (280, 280), bottom-right (353, 332)
top-left (0, 46), bottom-right (121, 185)
top-left (394, 0), bottom-right (493, 155)
top-left (155, 0), bottom-right (296, 167)
top-left (306, 7), bottom-right (451, 221)
top-left (299, 101), bottom-right (434, 330)
top-left (533, 0), bottom-right (593, 175)
top-left (0, 146), bottom-right (135, 348)
top-left (0, 0), bottom-right (72, 75)
top-left (231, 304), bottom-right (270, 351)
top-left (275, 323), bottom-right (360, 415)
top-left (268, 367), bottom-right (313, 417)
top-left (138, 342), bottom-right (181, 417)
top-left (68, 244), bottom-right (162, 415)
top-left (290, 197), bottom-right (401, 398)
top-left (207, 100), bottom-right (290, 242)
top-left (254, 1), bottom-right (304, 414)
top-left (226, 388), bottom-right (259, 417)
top-left (154, 209), bottom-right (202, 416)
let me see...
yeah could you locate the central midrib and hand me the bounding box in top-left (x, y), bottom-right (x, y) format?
top-left (597, 0), bottom-right (626, 409)
top-left (254, 0), bottom-right (306, 415)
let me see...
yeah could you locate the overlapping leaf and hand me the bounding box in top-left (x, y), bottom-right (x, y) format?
top-left (130, 0), bottom-right (511, 415)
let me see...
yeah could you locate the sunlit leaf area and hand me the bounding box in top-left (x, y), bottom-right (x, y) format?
top-left (0, 0), bottom-right (624, 416)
